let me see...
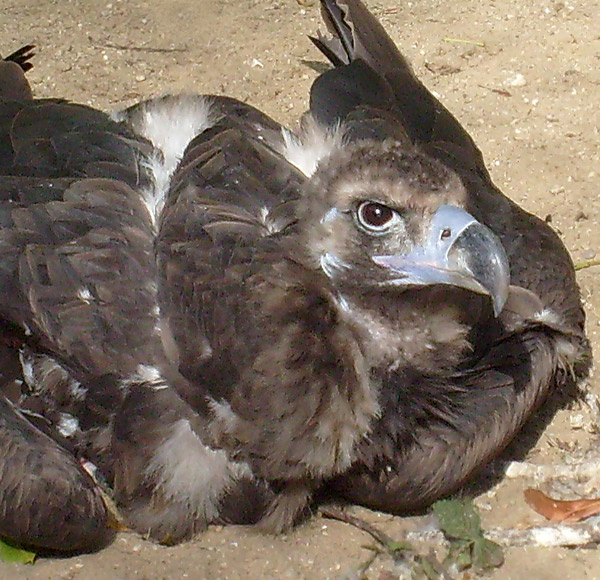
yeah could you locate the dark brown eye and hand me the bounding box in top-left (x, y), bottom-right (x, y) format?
top-left (356, 201), bottom-right (396, 232)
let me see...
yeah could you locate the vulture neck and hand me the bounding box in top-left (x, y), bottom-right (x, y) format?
top-left (331, 284), bottom-right (488, 375)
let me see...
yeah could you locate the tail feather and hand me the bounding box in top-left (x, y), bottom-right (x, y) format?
top-left (311, 0), bottom-right (482, 161)
top-left (4, 44), bottom-right (36, 72)
top-left (317, 0), bottom-right (410, 74)
top-left (1, 44), bottom-right (35, 101)
top-left (0, 395), bottom-right (114, 553)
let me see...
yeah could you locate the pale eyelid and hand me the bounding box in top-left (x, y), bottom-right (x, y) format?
top-left (353, 202), bottom-right (405, 235)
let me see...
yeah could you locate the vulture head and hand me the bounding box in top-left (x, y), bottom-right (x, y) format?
top-left (300, 140), bottom-right (509, 316)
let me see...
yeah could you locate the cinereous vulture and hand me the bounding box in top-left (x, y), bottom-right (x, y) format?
top-left (0, 0), bottom-right (589, 553)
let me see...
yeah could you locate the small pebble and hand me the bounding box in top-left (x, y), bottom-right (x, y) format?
top-left (582, 249), bottom-right (596, 260)
top-left (570, 414), bottom-right (585, 429)
top-left (506, 72), bottom-right (527, 87)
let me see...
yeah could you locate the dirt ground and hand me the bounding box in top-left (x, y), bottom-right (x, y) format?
top-left (1, 0), bottom-right (599, 578)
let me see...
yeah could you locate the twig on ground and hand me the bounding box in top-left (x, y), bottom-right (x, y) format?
top-left (320, 507), bottom-right (397, 547)
top-left (359, 546), bottom-right (384, 578)
top-left (320, 508), bottom-right (452, 579)
top-left (477, 84), bottom-right (512, 97)
top-left (443, 37), bottom-right (485, 47)
top-left (93, 41), bottom-right (188, 53)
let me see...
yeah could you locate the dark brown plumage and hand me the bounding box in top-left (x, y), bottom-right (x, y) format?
top-left (0, 45), bottom-right (34, 101)
top-left (0, 395), bottom-right (114, 553)
top-left (0, 45), bottom-right (116, 553)
top-left (0, 0), bottom-right (590, 553)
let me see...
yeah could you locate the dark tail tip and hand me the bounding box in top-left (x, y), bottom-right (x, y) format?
top-left (4, 44), bottom-right (36, 72)
top-left (0, 396), bottom-right (115, 554)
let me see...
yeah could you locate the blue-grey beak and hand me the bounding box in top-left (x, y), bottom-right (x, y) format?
top-left (373, 205), bottom-right (510, 316)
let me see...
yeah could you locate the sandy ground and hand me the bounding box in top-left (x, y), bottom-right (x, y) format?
top-left (1, 0), bottom-right (599, 578)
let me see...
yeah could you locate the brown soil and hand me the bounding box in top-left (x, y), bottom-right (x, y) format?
top-left (1, 0), bottom-right (599, 578)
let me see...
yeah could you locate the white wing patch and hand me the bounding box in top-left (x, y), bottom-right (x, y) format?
top-left (120, 364), bottom-right (169, 392)
top-left (279, 117), bottom-right (345, 177)
top-left (146, 419), bottom-right (253, 523)
top-left (76, 287), bottom-right (94, 304)
top-left (57, 413), bottom-right (80, 438)
top-left (117, 95), bottom-right (217, 229)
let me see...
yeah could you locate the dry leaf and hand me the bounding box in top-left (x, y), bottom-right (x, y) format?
top-left (524, 488), bottom-right (600, 523)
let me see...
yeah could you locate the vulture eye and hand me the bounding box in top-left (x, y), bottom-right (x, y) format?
top-left (356, 201), bottom-right (396, 233)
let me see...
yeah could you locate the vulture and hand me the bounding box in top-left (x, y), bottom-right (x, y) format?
top-left (0, 0), bottom-right (589, 554)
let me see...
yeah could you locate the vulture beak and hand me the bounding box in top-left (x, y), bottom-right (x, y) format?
top-left (373, 205), bottom-right (510, 316)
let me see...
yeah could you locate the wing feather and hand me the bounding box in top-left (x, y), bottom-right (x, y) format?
top-left (156, 102), bottom-right (306, 388)
top-left (0, 178), bottom-right (161, 377)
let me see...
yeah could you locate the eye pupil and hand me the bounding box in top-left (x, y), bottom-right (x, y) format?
top-left (357, 202), bottom-right (395, 231)
top-left (441, 228), bottom-right (452, 240)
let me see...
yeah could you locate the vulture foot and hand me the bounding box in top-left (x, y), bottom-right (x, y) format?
top-left (255, 483), bottom-right (313, 534)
